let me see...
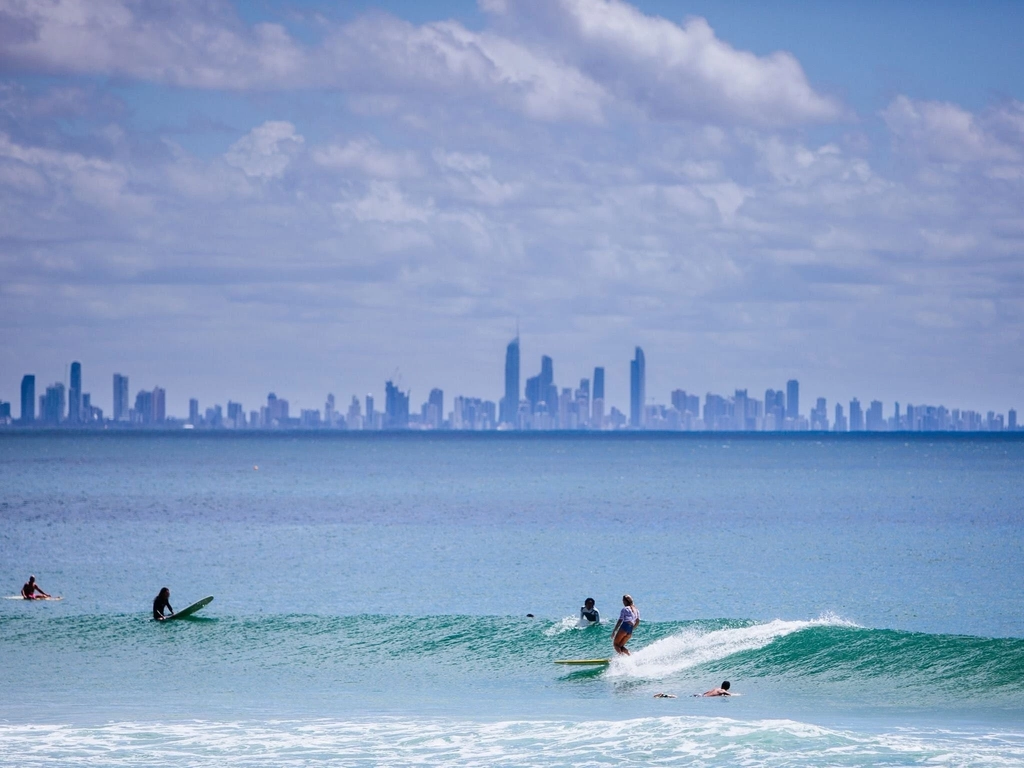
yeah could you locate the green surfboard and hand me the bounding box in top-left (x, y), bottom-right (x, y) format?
top-left (168, 595), bottom-right (214, 620)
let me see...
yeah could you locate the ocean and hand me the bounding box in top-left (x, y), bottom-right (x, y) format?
top-left (2, 432), bottom-right (1022, 766)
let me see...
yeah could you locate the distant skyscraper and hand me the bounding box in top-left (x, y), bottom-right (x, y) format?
top-left (113, 374), bottom-right (129, 422)
top-left (365, 394), bottom-right (374, 428)
top-left (786, 379), bottom-right (799, 420)
top-left (347, 396), bottom-right (362, 429)
top-left (153, 388), bottom-right (166, 422)
top-left (1009, 409), bottom-right (1017, 430)
top-left (43, 382), bottom-right (66, 425)
top-left (733, 389), bottom-right (748, 430)
top-left (20, 375), bottom-right (35, 424)
top-left (428, 388), bottom-right (444, 428)
top-left (849, 398), bottom-right (864, 431)
top-left (630, 347), bottom-right (645, 428)
top-left (811, 397), bottom-right (829, 431)
top-left (189, 398), bottom-right (200, 425)
top-left (541, 356), bottom-right (556, 412)
top-left (135, 390), bottom-right (154, 424)
top-left (593, 367), bottom-right (605, 401)
top-left (500, 336), bottom-right (520, 425)
top-left (384, 380), bottom-right (409, 429)
top-left (834, 403), bottom-right (847, 432)
top-left (591, 367), bottom-right (605, 429)
top-left (69, 361), bottom-right (82, 424)
top-left (866, 400), bottom-right (884, 431)
top-left (526, 355), bottom-right (556, 414)
top-left (765, 388), bottom-right (785, 430)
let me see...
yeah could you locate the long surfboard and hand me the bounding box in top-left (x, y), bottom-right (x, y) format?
top-left (168, 595), bottom-right (214, 620)
top-left (554, 658), bottom-right (610, 666)
top-left (4, 595), bottom-right (63, 600)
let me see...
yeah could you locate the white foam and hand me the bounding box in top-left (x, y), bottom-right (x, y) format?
top-left (605, 613), bottom-right (858, 680)
top-left (543, 616), bottom-right (597, 636)
top-left (0, 716), bottom-right (1021, 767)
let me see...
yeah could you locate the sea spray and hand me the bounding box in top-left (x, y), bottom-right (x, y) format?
top-left (605, 614), bottom-right (859, 680)
top-left (2, 717), bottom-right (1023, 767)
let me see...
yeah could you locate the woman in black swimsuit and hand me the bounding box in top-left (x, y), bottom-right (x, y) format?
top-left (153, 587), bottom-right (173, 620)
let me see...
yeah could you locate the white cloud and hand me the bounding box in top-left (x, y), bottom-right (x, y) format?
top-left (312, 138), bottom-right (421, 179)
top-left (433, 149), bottom-right (519, 206)
top-left (0, 0), bottom-right (606, 123)
top-left (0, 0), bottom-right (842, 128)
top-left (0, 130), bottom-right (142, 211)
top-left (882, 96), bottom-right (1023, 171)
top-left (320, 14), bottom-right (606, 123)
top-left (0, 0), bottom-right (307, 89)
top-left (335, 181), bottom-right (433, 224)
top-left (224, 121), bottom-right (303, 179)
top-left (485, 0), bottom-right (843, 126)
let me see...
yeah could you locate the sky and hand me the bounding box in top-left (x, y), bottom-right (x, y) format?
top-left (1, 0), bottom-right (1022, 417)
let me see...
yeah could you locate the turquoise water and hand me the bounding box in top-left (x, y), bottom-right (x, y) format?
top-left (2, 433), bottom-right (1023, 765)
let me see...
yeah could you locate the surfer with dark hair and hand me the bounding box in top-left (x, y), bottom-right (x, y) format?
top-left (580, 598), bottom-right (600, 624)
top-left (612, 594), bottom-right (639, 655)
top-left (702, 681), bottom-right (732, 697)
top-left (153, 587), bottom-right (174, 621)
top-left (21, 576), bottom-right (50, 600)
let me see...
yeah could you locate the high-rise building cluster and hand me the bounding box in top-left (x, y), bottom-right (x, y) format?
top-left (2, 347), bottom-right (1018, 433)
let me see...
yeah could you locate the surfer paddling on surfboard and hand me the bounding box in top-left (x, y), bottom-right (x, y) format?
top-left (153, 587), bottom-right (174, 621)
top-left (21, 576), bottom-right (50, 600)
top-left (611, 594), bottom-right (639, 655)
top-left (701, 681), bottom-right (732, 697)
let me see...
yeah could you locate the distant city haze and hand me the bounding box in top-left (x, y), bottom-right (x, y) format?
top-left (3, 350), bottom-right (1016, 432)
top-left (1, 1), bottom-right (1021, 415)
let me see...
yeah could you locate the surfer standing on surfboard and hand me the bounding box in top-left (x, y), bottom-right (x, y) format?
top-left (612, 594), bottom-right (639, 655)
top-left (21, 576), bottom-right (50, 600)
top-left (153, 587), bottom-right (174, 620)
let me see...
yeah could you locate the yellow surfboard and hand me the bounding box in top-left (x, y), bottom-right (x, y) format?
top-left (554, 658), bottom-right (610, 665)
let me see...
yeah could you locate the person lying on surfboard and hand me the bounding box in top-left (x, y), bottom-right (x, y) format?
top-left (580, 598), bottom-right (600, 624)
top-left (21, 576), bottom-right (50, 600)
top-left (611, 594), bottom-right (639, 655)
top-left (702, 681), bottom-right (732, 697)
top-left (153, 587), bottom-right (174, 621)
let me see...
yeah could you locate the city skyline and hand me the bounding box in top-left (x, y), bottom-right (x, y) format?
top-left (1, 1), bottom-right (1022, 420)
top-left (2, 344), bottom-right (1017, 433)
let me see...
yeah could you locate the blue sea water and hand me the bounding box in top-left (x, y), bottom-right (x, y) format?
top-left (1, 432), bottom-right (1023, 766)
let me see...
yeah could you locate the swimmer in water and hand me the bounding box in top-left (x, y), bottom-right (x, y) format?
top-left (611, 594), bottom-right (639, 655)
top-left (580, 598), bottom-right (600, 624)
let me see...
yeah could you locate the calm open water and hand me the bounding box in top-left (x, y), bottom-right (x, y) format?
top-left (1, 432), bottom-right (1022, 766)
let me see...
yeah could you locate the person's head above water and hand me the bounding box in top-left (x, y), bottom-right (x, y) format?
top-left (622, 594), bottom-right (633, 606)
top-left (27, 576), bottom-right (35, 584)
top-left (721, 681), bottom-right (730, 691)
top-left (158, 587), bottom-right (170, 599)
top-left (584, 598), bottom-right (595, 608)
